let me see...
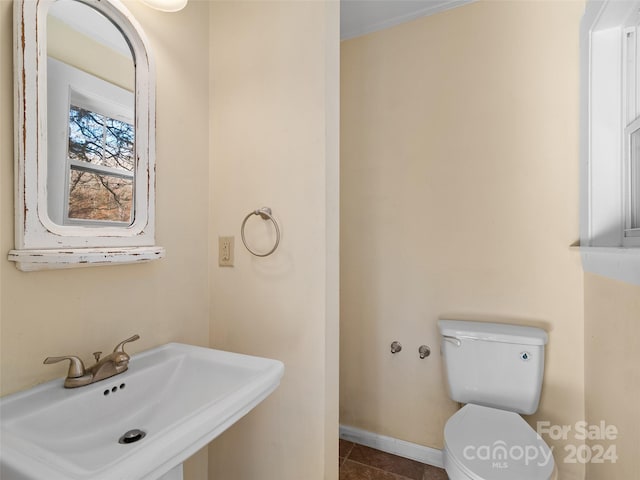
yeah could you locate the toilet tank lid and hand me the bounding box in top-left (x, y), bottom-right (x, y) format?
top-left (438, 320), bottom-right (548, 346)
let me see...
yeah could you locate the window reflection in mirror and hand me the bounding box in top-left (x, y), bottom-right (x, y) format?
top-left (67, 103), bottom-right (134, 224)
top-left (47, 0), bottom-right (135, 226)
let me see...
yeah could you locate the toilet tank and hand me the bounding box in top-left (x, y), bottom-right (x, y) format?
top-left (438, 319), bottom-right (548, 415)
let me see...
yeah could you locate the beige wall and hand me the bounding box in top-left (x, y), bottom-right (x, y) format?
top-left (340, 1), bottom-right (585, 479)
top-left (1, 1), bottom-right (211, 478)
top-left (47, 15), bottom-right (135, 91)
top-left (584, 273), bottom-right (640, 479)
top-left (207, 1), bottom-right (339, 479)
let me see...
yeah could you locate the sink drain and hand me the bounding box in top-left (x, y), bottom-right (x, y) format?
top-left (118, 429), bottom-right (146, 444)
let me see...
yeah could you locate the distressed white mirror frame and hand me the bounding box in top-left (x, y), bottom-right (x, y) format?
top-left (9, 0), bottom-right (165, 271)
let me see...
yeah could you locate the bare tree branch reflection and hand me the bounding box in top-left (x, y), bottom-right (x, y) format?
top-left (68, 170), bottom-right (132, 222)
top-left (67, 106), bottom-right (134, 223)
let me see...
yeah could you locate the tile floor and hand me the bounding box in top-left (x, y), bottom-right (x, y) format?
top-left (339, 440), bottom-right (449, 480)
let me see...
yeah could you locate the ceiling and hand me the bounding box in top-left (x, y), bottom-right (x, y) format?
top-left (53, 1), bottom-right (472, 50)
top-left (341, 0), bottom-right (475, 40)
top-left (48, 1), bottom-right (131, 57)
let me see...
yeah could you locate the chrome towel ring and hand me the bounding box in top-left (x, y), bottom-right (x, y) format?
top-left (241, 207), bottom-right (280, 257)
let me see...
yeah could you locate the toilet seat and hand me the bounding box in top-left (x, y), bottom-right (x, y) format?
top-left (444, 404), bottom-right (555, 480)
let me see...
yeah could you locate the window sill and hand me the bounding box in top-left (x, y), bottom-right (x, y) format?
top-left (7, 246), bottom-right (165, 272)
top-left (574, 246), bottom-right (640, 286)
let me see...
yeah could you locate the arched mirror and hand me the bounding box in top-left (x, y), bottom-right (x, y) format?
top-left (9, 0), bottom-right (164, 271)
top-left (47, 1), bottom-right (135, 227)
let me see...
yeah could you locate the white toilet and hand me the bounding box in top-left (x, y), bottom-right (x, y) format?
top-left (438, 320), bottom-right (557, 480)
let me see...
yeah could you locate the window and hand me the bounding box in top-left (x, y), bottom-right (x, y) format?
top-left (66, 102), bottom-right (135, 225)
top-left (624, 25), bottom-right (640, 245)
top-left (580, 0), bottom-right (640, 285)
top-left (626, 118), bottom-right (640, 239)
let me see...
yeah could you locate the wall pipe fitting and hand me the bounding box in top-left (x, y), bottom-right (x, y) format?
top-left (419, 345), bottom-right (431, 359)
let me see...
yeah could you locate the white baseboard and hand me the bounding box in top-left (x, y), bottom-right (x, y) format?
top-left (339, 424), bottom-right (444, 469)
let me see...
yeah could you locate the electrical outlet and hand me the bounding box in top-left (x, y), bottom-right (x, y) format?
top-left (218, 236), bottom-right (234, 267)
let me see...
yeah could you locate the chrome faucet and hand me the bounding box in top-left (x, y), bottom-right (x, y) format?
top-left (44, 335), bottom-right (140, 388)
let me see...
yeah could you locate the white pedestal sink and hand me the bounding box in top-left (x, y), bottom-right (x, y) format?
top-left (0, 343), bottom-right (284, 480)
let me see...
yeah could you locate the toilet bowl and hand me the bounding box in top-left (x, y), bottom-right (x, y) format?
top-left (443, 404), bottom-right (555, 480)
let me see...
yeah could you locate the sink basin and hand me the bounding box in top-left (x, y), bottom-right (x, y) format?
top-left (0, 343), bottom-right (284, 480)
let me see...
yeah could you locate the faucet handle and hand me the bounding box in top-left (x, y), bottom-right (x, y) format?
top-left (43, 355), bottom-right (86, 378)
top-left (113, 334), bottom-right (140, 354)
